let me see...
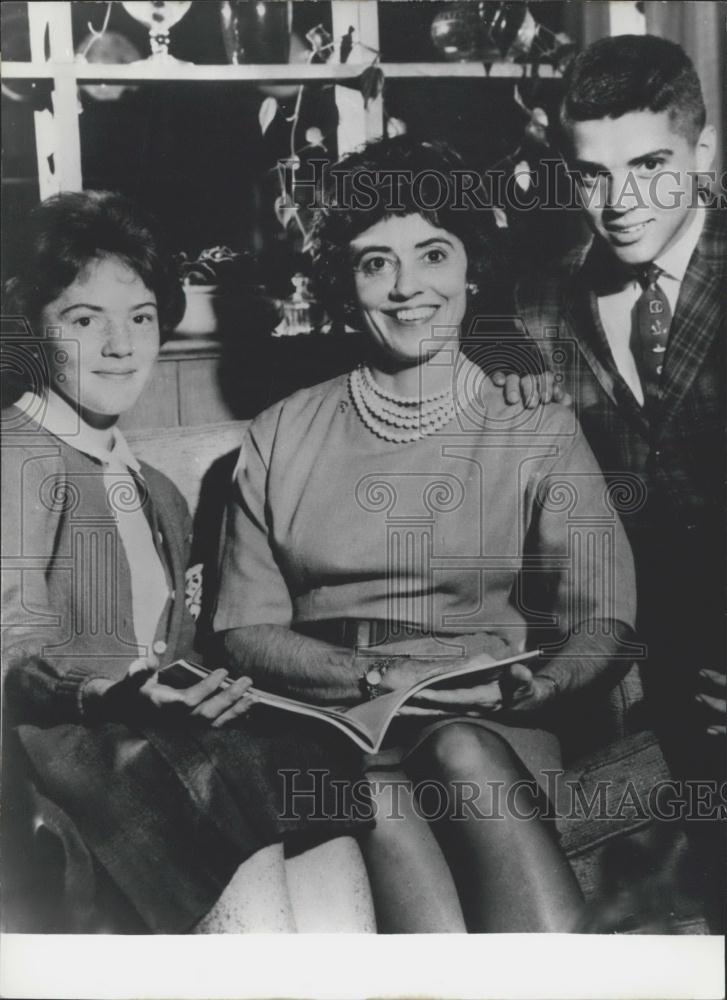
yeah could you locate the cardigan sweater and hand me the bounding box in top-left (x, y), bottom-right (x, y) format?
top-left (2, 405), bottom-right (197, 723)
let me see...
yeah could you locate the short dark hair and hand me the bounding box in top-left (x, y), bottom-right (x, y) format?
top-left (4, 190), bottom-right (184, 340)
top-left (310, 136), bottom-right (503, 326)
top-left (559, 35), bottom-right (706, 145)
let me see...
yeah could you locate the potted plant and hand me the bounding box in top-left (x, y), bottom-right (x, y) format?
top-left (174, 245), bottom-right (245, 337)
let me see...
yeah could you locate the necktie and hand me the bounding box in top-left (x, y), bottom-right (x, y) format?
top-left (634, 263), bottom-right (671, 403)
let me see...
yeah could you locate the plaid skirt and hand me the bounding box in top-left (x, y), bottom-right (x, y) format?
top-left (17, 707), bottom-right (371, 933)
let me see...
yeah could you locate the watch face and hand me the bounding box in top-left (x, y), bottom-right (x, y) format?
top-left (366, 668), bottom-right (383, 686)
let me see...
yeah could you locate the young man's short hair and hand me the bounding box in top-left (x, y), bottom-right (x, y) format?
top-left (559, 34), bottom-right (706, 145)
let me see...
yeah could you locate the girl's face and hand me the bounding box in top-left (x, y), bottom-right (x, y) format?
top-left (349, 213), bottom-right (468, 368)
top-left (39, 255), bottom-right (160, 426)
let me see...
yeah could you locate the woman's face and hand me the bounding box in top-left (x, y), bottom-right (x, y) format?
top-left (39, 255), bottom-right (160, 425)
top-left (349, 213), bottom-right (468, 367)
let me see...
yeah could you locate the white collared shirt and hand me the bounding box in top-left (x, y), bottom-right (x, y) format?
top-left (596, 203), bottom-right (705, 406)
top-left (16, 391), bottom-right (170, 656)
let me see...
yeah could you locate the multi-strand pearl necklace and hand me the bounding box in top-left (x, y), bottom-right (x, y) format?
top-left (348, 363), bottom-right (455, 443)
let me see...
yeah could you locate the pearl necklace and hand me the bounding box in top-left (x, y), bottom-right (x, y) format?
top-left (359, 363), bottom-right (452, 406)
top-left (348, 364), bottom-right (455, 443)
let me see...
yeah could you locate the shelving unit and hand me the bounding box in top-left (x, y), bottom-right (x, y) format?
top-left (1, 1), bottom-right (563, 429)
top-left (2, 59), bottom-right (559, 80)
top-left (1, 1), bottom-right (559, 200)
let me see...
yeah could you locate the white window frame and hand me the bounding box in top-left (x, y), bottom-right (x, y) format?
top-left (3, 1), bottom-right (561, 199)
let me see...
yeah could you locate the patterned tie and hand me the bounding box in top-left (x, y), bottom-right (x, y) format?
top-left (634, 263), bottom-right (671, 403)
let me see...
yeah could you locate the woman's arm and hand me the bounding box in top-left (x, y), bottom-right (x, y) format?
top-left (214, 421), bottom-right (454, 704)
top-left (409, 620), bottom-right (636, 718)
top-left (221, 624), bottom-right (453, 705)
top-left (222, 625), bottom-right (359, 703)
top-left (415, 417), bottom-right (638, 720)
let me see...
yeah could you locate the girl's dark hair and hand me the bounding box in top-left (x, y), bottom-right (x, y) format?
top-left (559, 35), bottom-right (706, 146)
top-left (310, 136), bottom-right (504, 327)
top-left (4, 190), bottom-right (184, 340)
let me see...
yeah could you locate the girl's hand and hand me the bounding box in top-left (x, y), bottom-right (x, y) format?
top-left (84, 657), bottom-right (254, 727)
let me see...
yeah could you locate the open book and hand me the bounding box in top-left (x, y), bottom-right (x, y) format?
top-left (158, 648), bottom-right (541, 754)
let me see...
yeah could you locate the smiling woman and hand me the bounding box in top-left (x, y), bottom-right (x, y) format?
top-left (349, 214), bottom-right (468, 379)
top-left (215, 137), bottom-right (639, 933)
top-left (1, 191), bottom-right (375, 934)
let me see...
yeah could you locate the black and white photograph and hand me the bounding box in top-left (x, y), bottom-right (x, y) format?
top-left (0, 2), bottom-right (724, 998)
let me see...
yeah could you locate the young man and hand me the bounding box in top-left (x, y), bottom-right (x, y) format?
top-left (512, 35), bottom-right (725, 789)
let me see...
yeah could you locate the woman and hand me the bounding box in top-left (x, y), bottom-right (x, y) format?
top-left (1, 191), bottom-right (375, 934)
top-left (214, 136), bottom-right (638, 933)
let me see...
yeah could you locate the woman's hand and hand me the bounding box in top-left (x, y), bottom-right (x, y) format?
top-left (383, 651), bottom-right (499, 711)
top-left (378, 656), bottom-right (453, 694)
top-left (409, 663), bottom-right (557, 717)
top-left (378, 652), bottom-right (497, 698)
top-left (83, 656), bottom-right (254, 727)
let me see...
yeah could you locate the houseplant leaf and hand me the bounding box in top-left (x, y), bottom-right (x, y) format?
top-left (258, 96), bottom-right (279, 135)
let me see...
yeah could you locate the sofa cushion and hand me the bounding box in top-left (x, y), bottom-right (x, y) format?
top-left (559, 730), bottom-right (670, 860)
top-left (126, 421), bottom-right (249, 515)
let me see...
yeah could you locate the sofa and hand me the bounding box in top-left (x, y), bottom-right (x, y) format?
top-left (2, 420), bottom-right (709, 934)
top-left (129, 420), bottom-right (710, 934)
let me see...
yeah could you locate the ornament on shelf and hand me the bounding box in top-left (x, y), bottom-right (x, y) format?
top-left (490, 4), bottom-right (575, 67)
top-left (120, 1), bottom-right (192, 63)
top-left (76, 21), bottom-right (142, 101)
top-left (431, 4), bottom-right (495, 62)
top-left (220, 2), bottom-right (332, 99)
top-left (0, 3), bottom-right (52, 107)
top-left (431, 2), bottom-right (573, 68)
top-left (221, 0), bottom-right (292, 65)
top-left (305, 24), bottom-right (334, 60)
top-left (273, 274), bottom-right (319, 338)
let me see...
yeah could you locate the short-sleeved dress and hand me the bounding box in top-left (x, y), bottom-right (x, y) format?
top-left (214, 363), bottom-right (637, 776)
top-left (1, 398), bottom-right (368, 933)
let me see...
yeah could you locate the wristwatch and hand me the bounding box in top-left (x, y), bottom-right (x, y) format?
top-left (360, 657), bottom-right (395, 700)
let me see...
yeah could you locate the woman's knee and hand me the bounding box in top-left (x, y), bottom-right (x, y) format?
top-left (416, 723), bottom-right (523, 783)
top-left (364, 770), bottom-right (419, 835)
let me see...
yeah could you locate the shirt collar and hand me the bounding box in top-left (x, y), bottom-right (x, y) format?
top-left (16, 391), bottom-right (141, 473)
top-left (654, 201), bottom-right (706, 283)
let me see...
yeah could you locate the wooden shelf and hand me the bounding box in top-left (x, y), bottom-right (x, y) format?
top-left (1, 60), bottom-right (560, 82)
top-left (161, 337), bottom-right (224, 359)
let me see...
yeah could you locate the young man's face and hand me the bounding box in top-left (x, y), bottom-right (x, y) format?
top-left (564, 109), bottom-right (715, 266)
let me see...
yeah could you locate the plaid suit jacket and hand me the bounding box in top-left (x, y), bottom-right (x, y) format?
top-left (514, 208), bottom-right (726, 685)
